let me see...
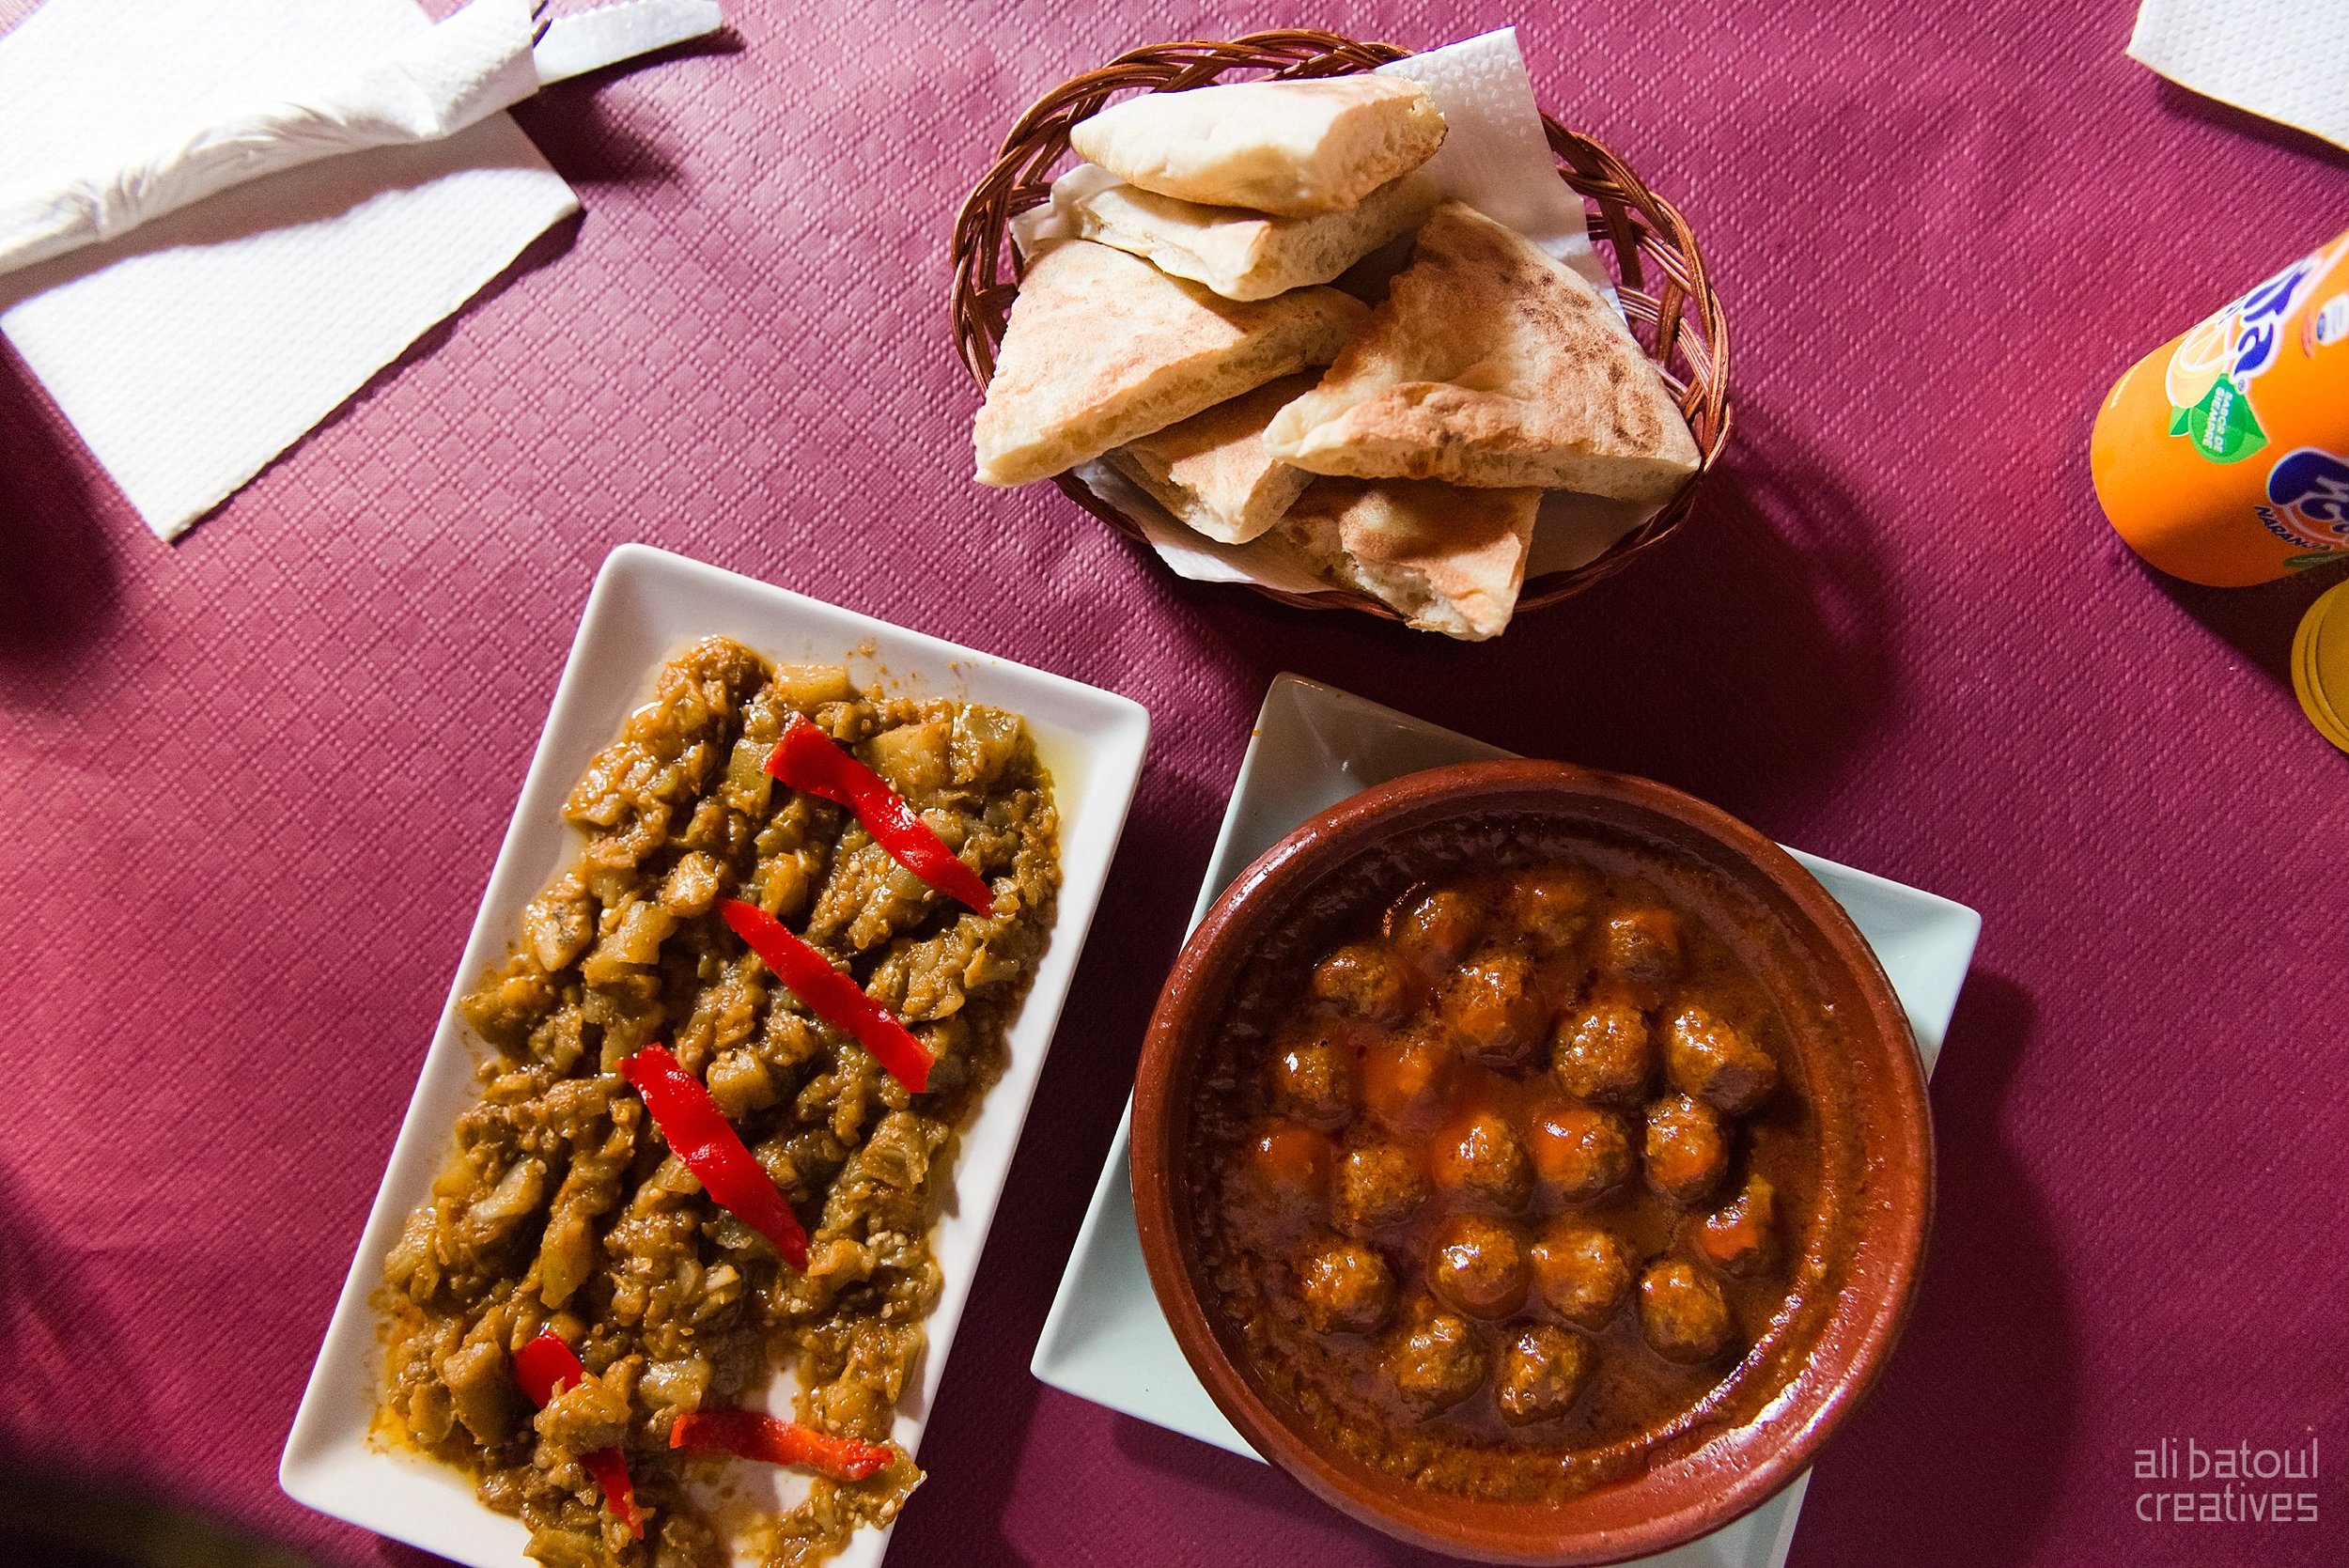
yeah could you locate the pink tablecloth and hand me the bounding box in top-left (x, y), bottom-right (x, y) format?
top-left (3, 1), bottom-right (2345, 1564)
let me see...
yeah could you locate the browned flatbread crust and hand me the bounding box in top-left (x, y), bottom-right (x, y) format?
top-left (1282, 477), bottom-right (1540, 641)
top-left (1265, 203), bottom-right (1702, 501)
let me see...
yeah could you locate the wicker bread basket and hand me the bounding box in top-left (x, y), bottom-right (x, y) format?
top-left (950, 31), bottom-right (1732, 621)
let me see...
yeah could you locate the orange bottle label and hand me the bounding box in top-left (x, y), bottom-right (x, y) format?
top-left (2092, 231), bottom-right (2349, 586)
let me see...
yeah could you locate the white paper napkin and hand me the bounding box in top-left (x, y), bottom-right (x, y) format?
top-left (0, 0), bottom-right (579, 540)
top-left (2129, 0), bottom-right (2349, 152)
top-left (1375, 30), bottom-right (1614, 301)
top-left (1029, 28), bottom-right (1654, 598)
top-left (0, 0), bottom-right (539, 279)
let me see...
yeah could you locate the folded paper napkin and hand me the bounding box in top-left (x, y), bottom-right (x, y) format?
top-left (0, 0), bottom-right (578, 539)
top-left (2129, 0), bottom-right (2349, 152)
top-left (0, 0), bottom-right (540, 277)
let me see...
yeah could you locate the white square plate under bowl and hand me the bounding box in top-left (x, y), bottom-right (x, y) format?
top-left (1031, 673), bottom-right (1979, 1568)
top-left (281, 543), bottom-right (1151, 1568)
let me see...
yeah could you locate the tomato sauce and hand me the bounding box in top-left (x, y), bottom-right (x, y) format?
top-left (1184, 816), bottom-right (1830, 1501)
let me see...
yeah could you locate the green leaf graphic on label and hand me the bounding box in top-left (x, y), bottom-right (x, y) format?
top-left (2285, 551), bottom-right (2344, 571)
top-left (2186, 377), bottom-right (2267, 464)
top-left (2168, 404), bottom-right (2192, 436)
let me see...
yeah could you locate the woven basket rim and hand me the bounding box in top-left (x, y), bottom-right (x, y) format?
top-left (948, 30), bottom-right (1732, 624)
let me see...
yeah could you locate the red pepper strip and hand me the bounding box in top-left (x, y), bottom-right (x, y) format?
top-left (764, 714), bottom-right (996, 915)
top-left (618, 1045), bottom-right (810, 1269)
top-left (512, 1329), bottom-right (587, 1408)
top-left (669, 1409), bottom-right (895, 1483)
top-left (512, 1331), bottom-right (646, 1540)
top-left (720, 900), bottom-right (934, 1094)
top-left (581, 1451), bottom-right (642, 1537)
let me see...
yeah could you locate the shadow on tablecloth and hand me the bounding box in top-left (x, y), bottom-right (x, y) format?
top-left (2152, 83), bottom-right (2349, 179)
top-left (2139, 554), bottom-right (2349, 692)
top-left (0, 1465), bottom-right (324, 1568)
top-left (1788, 971), bottom-right (2077, 1566)
top-left (0, 349), bottom-right (116, 696)
top-left (513, 28), bottom-right (743, 191)
top-left (1156, 401), bottom-right (1906, 828)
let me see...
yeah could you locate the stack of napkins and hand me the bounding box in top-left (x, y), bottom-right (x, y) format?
top-left (0, 0), bottom-right (578, 540)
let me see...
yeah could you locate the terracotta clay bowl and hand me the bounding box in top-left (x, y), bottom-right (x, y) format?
top-left (1129, 759), bottom-right (1933, 1564)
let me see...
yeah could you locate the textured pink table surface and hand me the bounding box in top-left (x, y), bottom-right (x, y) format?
top-left (3, 2), bottom-right (2346, 1565)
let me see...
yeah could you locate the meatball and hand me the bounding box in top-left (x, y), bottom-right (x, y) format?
top-left (1272, 1032), bottom-right (1359, 1130)
top-left (1442, 952), bottom-right (1545, 1068)
top-left (1663, 1005), bottom-right (1779, 1116)
top-left (1600, 906), bottom-right (1684, 989)
top-left (1312, 942), bottom-right (1412, 1023)
top-left (1426, 1110), bottom-right (1532, 1212)
top-left (1552, 993), bottom-right (1652, 1103)
top-left (1426, 1213), bottom-right (1530, 1320)
top-left (1389, 887), bottom-right (1481, 974)
top-left (1240, 1120), bottom-right (1333, 1218)
top-left (1639, 1259), bottom-right (1735, 1363)
top-left (1494, 1324), bottom-right (1592, 1424)
top-left (1296, 1235), bottom-right (1395, 1334)
top-left (1384, 1300), bottom-right (1487, 1415)
top-left (1643, 1094), bottom-right (1727, 1204)
top-left (1528, 1221), bottom-right (1634, 1329)
top-left (1361, 1026), bottom-right (1458, 1138)
top-left (1510, 868), bottom-right (1595, 955)
top-left (1691, 1175), bottom-right (1776, 1277)
top-left (1334, 1142), bottom-right (1429, 1236)
top-left (1526, 1102), bottom-right (1633, 1202)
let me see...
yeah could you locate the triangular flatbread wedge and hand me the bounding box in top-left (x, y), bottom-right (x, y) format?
top-left (1282, 477), bottom-right (1539, 642)
top-left (1068, 77), bottom-right (1445, 217)
top-left (1106, 373), bottom-right (1319, 544)
top-left (973, 241), bottom-right (1365, 489)
top-left (1057, 164), bottom-right (1438, 302)
top-left (1264, 202), bottom-right (1703, 502)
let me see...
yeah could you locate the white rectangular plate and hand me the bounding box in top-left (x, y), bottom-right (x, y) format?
top-left (280, 543), bottom-right (1151, 1568)
top-left (1031, 673), bottom-right (1979, 1568)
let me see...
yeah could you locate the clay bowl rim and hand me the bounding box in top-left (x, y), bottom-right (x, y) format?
top-left (1128, 758), bottom-right (1934, 1564)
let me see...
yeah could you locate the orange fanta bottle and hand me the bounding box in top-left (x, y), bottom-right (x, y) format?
top-left (2092, 230), bottom-right (2349, 586)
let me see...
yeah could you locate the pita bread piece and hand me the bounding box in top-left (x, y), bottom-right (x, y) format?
top-left (1283, 477), bottom-right (1540, 642)
top-left (1106, 373), bottom-right (1319, 544)
top-left (1264, 202), bottom-right (1703, 503)
top-left (972, 241), bottom-right (1365, 489)
top-left (1068, 77), bottom-right (1445, 217)
top-left (1058, 165), bottom-right (1438, 302)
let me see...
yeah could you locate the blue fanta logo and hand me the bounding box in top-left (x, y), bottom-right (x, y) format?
top-left (2259, 447), bottom-right (2349, 552)
top-left (2229, 258), bottom-right (2318, 387)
